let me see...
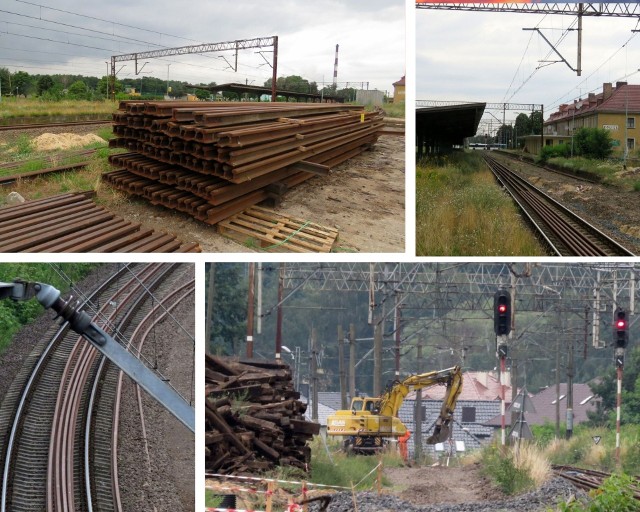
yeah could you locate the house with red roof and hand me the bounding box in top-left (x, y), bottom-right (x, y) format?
top-left (523, 81), bottom-right (640, 155)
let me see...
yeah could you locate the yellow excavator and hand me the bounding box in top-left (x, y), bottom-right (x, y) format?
top-left (326, 366), bottom-right (463, 454)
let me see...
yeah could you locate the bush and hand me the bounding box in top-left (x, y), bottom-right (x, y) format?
top-left (556, 473), bottom-right (640, 511)
top-left (481, 444), bottom-right (535, 495)
top-left (574, 127), bottom-right (614, 159)
top-left (539, 144), bottom-right (572, 163)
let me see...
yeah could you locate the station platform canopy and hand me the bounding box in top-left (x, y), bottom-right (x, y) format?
top-left (186, 82), bottom-right (344, 103)
top-left (416, 102), bottom-right (486, 155)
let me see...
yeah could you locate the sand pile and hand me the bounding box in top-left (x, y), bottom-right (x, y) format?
top-left (32, 133), bottom-right (106, 151)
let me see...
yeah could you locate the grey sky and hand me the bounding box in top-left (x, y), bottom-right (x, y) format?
top-left (0, 0), bottom-right (405, 94)
top-left (417, 8), bottom-right (640, 127)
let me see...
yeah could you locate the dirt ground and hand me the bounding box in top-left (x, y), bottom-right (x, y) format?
top-left (1, 125), bottom-right (405, 253)
top-left (384, 463), bottom-right (503, 506)
top-left (489, 152), bottom-right (640, 254)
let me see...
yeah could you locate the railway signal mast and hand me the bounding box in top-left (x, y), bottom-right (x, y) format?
top-left (494, 289), bottom-right (512, 446)
top-left (614, 307), bottom-right (628, 466)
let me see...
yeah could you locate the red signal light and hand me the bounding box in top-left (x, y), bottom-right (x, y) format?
top-left (498, 304), bottom-right (507, 314)
top-left (617, 320), bottom-right (626, 329)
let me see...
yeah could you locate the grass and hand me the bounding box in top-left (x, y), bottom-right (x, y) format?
top-left (0, 98), bottom-right (116, 120)
top-left (536, 424), bottom-right (640, 474)
top-left (381, 101), bottom-right (405, 118)
top-left (416, 151), bottom-right (547, 256)
top-left (308, 436), bottom-right (404, 490)
top-left (479, 442), bottom-right (549, 495)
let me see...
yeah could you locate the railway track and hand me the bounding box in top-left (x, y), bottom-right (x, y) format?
top-left (492, 150), bottom-right (601, 184)
top-left (0, 120), bottom-right (111, 132)
top-left (0, 263), bottom-right (194, 512)
top-left (484, 154), bottom-right (635, 256)
top-left (553, 465), bottom-right (640, 500)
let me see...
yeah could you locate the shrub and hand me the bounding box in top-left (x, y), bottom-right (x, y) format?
top-left (539, 144), bottom-right (571, 163)
top-left (555, 473), bottom-right (640, 511)
top-left (574, 127), bottom-right (614, 159)
top-left (481, 444), bottom-right (535, 495)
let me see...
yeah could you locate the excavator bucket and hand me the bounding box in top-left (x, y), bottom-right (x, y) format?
top-left (426, 422), bottom-right (450, 444)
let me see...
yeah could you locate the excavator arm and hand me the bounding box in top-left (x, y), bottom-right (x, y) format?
top-left (377, 366), bottom-right (463, 444)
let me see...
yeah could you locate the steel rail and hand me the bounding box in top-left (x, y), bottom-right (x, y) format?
top-left (491, 150), bottom-right (600, 185)
top-left (0, 120), bottom-right (110, 131)
top-left (48, 263), bottom-right (164, 512)
top-left (109, 278), bottom-right (194, 512)
top-left (84, 263), bottom-right (182, 512)
top-left (552, 465), bottom-right (640, 499)
top-left (0, 264), bottom-right (137, 512)
top-left (483, 154), bottom-right (635, 256)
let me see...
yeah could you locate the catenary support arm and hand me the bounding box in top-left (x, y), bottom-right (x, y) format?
top-left (1, 280), bottom-right (195, 433)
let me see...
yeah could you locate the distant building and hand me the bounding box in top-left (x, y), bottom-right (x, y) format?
top-left (526, 81), bottom-right (640, 155)
top-left (392, 76), bottom-right (405, 103)
top-left (406, 370), bottom-right (516, 402)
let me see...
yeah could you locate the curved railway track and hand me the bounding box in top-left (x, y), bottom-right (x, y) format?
top-left (0, 263), bottom-right (194, 512)
top-left (484, 154), bottom-right (635, 256)
top-left (0, 120), bottom-right (111, 132)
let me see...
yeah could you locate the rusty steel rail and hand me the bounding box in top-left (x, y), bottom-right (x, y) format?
top-left (0, 162), bottom-right (90, 185)
top-left (484, 154), bottom-right (635, 256)
top-left (491, 150), bottom-right (601, 184)
top-left (109, 277), bottom-right (194, 512)
top-left (552, 465), bottom-right (640, 500)
top-left (0, 263), bottom-right (152, 511)
top-left (105, 101), bottom-right (382, 226)
top-left (0, 191), bottom-right (201, 253)
top-left (0, 120), bottom-right (110, 132)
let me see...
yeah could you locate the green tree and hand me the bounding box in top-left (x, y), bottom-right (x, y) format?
top-left (12, 71), bottom-right (33, 97)
top-left (206, 263), bottom-right (249, 355)
top-left (67, 80), bottom-right (88, 100)
top-left (194, 88), bottom-right (210, 100)
top-left (529, 111), bottom-right (543, 135)
top-left (575, 127), bottom-right (613, 159)
top-left (37, 75), bottom-right (55, 95)
top-left (587, 346), bottom-right (640, 427)
top-left (0, 67), bottom-right (10, 98)
top-left (97, 75), bottom-right (123, 97)
top-left (265, 75), bottom-right (318, 94)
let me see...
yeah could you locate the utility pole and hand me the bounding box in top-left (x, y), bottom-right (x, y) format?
top-left (373, 319), bottom-right (383, 397)
top-left (338, 325), bottom-right (347, 409)
top-left (205, 263), bottom-right (215, 351)
top-left (349, 323), bottom-right (356, 399)
top-left (246, 263), bottom-right (255, 358)
top-left (566, 334), bottom-right (574, 439)
top-left (414, 340), bottom-right (423, 462)
top-left (395, 295), bottom-right (402, 379)
top-left (275, 263), bottom-right (284, 360)
top-left (555, 313), bottom-right (561, 439)
top-left (311, 327), bottom-right (318, 422)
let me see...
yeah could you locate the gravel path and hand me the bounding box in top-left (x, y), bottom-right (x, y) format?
top-left (312, 478), bottom-right (585, 512)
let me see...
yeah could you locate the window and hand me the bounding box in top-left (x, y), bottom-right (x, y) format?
top-left (627, 138), bottom-right (635, 151)
top-left (627, 117), bottom-right (635, 129)
top-left (546, 139), bottom-right (553, 146)
top-left (461, 406), bottom-right (476, 423)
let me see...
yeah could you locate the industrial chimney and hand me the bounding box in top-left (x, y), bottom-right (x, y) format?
top-left (333, 44), bottom-right (339, 89)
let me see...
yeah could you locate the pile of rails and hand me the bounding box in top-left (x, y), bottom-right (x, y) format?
top-left (0, 192), bottom-right (201, 252)
top-left (105, 101), bottom-right (383, 225)
top-left (206, 354), bottom-right (319, 474)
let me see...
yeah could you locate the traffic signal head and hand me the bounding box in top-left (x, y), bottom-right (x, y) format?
top-left (614, 308), bottom-right (628, 349)
top-left (494, 290), bottom-right (511, 336)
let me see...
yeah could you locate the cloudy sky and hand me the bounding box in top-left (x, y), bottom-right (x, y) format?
top-left (417, 7), bottom-right (640, 129)
top-left (0, 0), bottom-right (405, 93)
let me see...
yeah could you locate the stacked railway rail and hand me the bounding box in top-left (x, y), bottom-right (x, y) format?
top-left (0, 192), bottom-right (201, 253)
top-left (0, 263), bottom-right (194, 512)
top-left (553, 465), bottom-right (640, 500)
top-left (105, 101), bottom-right (383, 225)
top-left (483, 154), bottom-right (635, 256)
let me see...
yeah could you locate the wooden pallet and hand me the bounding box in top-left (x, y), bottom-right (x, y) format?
top-left (217, 206), bottom-right (338, 253)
